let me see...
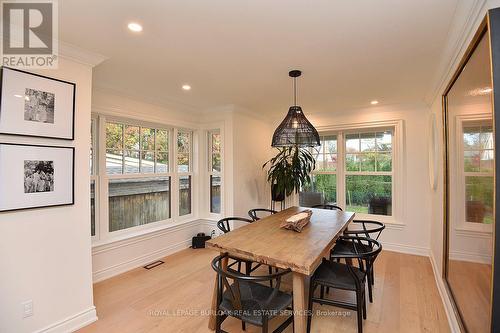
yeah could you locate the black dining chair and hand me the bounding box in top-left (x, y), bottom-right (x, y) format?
top-left (217, 217), bottom-right (259, 274)
top-left (217, 217), bottom-right (254, 234)
top-left (217, 217), bottom-right (274, 280)
top-left (312, 204), bottom-right (343, 211)
top-left (248, 208), bottom-right (277, 221)
top-left (307, 236), bottom-right (382, 333)
top-left (331, 220), bottom-right (385, 302)
top-left (212, 253), bottom-right (294, 333)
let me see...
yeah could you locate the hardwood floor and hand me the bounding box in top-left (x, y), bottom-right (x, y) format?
top-left (448, 259), bottom-right (492, 333)
top-left (78, 249), bottom-right (450, 333)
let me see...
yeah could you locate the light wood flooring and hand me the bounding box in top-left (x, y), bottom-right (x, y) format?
top-left (448, 259), bottom-right (492, 333)
top-left (78, 249), bottom-right (450, 333)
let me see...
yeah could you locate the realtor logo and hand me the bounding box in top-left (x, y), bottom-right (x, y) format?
top-left (1, 0), bottom-right (58, 68)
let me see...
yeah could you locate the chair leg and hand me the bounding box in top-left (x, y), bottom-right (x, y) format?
top-left (367, 275), bottom-right (373, 303)
top-left (320, 285), bottom-right (325, 299)
top-left (242, 321), bottom-right (246, 331)
top-left (216, 313), bottom-right (226, 333)
top-left (307, 282), bottom-right (316, 333)
top-left (356, 291), bottom-right (363, 333)
top-left (362, 292), bottom-right (367, 320)
top-left (269, 266), bottom-right (273, 287)
top-left (262, 319), bottom-right (269, 333)
top-left (371, 267), bottom-right (375, 286)
top-left (237, 261), bottom-right (242, 273)
top-left (245, 261), bottom-right (252, 275)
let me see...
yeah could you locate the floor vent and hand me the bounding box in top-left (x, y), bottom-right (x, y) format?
top-left (143, 260), bottom-right (165, 270)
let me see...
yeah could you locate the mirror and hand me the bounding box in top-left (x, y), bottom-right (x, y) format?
top-left (443, 24), bottom-right (494, 333)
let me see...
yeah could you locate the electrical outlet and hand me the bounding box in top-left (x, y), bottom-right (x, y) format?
top-left (22, 300), bottom-right (33, 318)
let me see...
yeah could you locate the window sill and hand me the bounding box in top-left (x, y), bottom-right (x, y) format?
top-left (351, 213), bottom-right (405, 229)
top-left (455, 223), bottom-right (493, 238)
top-left (92, 217), bottom-right (200, 251)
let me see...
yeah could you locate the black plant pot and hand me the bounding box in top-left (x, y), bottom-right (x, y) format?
top-left (271, 184), bottom-right (285, 202)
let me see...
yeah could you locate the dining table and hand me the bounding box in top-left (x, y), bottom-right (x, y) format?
top-left (206, 206), bottom-right (355, 333)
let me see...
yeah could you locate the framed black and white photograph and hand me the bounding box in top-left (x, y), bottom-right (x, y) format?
top-left (0, 143), bottom-right (74, 212)
top-left (0, 67), bottom-right (75, 140)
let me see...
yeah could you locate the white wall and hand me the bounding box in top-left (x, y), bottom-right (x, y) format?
top-left (308, 103), bottom-right (433, 254)
top-left (0, 58), bottom-right (97, 333)
top-left (231, 110), bottom-right (273, 217)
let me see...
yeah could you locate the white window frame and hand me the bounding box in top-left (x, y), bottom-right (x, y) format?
top-left (90, 116), bottom-right (99, 241)
top-left (92, 114), bottom-right (199, 245)
top-left (309, 134), bottom-right (338, 203)
top-left (208, 129), bottom-right (223, 217)
top-left (312, 120), bottom-right (404, 225)
top-left (175, 128), bottom-right (194, 219)
top-left (453, 114), bottom-right (494, 234)
top-left (343, 128), bottom-right (394, 216)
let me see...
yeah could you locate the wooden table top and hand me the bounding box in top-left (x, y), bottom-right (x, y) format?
top-left (206, 206), bottom-right (354, 275)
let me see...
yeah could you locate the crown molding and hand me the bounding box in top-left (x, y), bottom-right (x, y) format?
top-left (425, 0), bottom-right (488, 105)
top-left (58, 41), bottom-right (108, 67)
top-left (92, 84), bottom-right (203, 115)
top-left (91, 104), bottom-right (201, 129)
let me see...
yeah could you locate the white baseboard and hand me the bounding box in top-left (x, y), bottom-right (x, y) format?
top-left (429, 252), bottom-right (461, 333)
top-left (35, 307), bottom-right (97, 333)
top-left (382, 242), bottom-right (430, 257)
top-left (449, 250), bottom-right (492, 264)
top-left (93, 239), bottom-right (191, 282)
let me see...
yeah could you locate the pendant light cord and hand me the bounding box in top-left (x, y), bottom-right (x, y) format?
top-left (293, 77), bottom-right (297, 106)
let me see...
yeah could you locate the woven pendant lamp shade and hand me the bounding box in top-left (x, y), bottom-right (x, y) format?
top-left (271, 106), bottom-right (320, 147)
top-left (271, 70), bottom-right (320, 147)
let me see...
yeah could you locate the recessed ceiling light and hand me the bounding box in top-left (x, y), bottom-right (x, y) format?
top-left (13, 94), bottom-right (23, 98)
top-left (127, 22), bottom-right (143, 32)
top-left (370, 100), bottom-right (379, 105)
top-left (182, 84), bottom-right (191, 91)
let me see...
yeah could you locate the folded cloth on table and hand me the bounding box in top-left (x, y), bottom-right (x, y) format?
top-left (280, 210), bottom-right (312, 232)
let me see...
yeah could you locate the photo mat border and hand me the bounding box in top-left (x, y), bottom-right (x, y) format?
top-left (0, 142), bottom-right (75, 213)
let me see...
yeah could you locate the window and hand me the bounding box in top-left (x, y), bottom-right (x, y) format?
top-left (105, 121), bottom-right (172, 232)
top-left (108, 177), bottom-right (171, 231)
top-left (345, 131), bottom-right (392, 215)
top-left (177, 130), bottom-right (192, 216)
top-left (105, 123), bottom-right (169, 174)
top-left (303, 135), bottom-right (337, 205)
top-left (91, 116), bottom-right (198, 243)
top-left (462, 122), bottom-right (494, 224)
top-left (209, 130), bottom-right (222, 213)
top-left (301, 127), bottom-right (396, 218)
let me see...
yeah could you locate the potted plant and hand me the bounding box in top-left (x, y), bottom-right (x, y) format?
top-left (263, 146), bottom-right (316, 202)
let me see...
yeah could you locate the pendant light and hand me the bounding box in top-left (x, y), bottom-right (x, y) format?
top-left (271, 70), bottom-right (320, 147)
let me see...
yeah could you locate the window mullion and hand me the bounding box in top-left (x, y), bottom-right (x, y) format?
top-left (98, 115), bottom-right (110, 241)
top-left (338, 132), bottom-right (346, 208)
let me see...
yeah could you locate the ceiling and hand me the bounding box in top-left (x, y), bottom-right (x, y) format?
top-left (59, 0), bottom-right (459, 115)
